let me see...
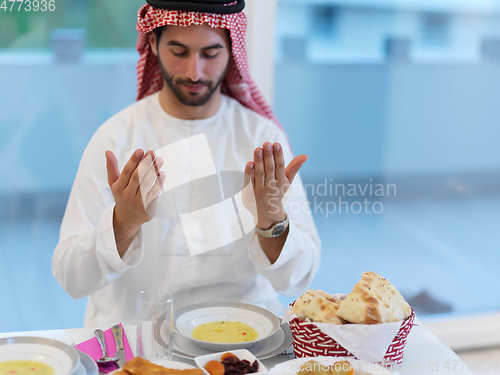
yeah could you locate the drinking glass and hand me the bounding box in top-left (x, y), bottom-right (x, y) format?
top-left (136, 290), bottom-right (174, 360)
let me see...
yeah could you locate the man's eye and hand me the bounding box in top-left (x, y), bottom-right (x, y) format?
top-left (204, 53), bottom-right (218, 59)
top-left (172, 51), bottom-right (187, 57)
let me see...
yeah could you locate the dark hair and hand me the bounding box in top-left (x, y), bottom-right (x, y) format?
top-left (153, 26), bottom-right (166, 47)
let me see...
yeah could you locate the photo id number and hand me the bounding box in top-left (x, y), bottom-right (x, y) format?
top-left (1, 0), bottom-right (56, 11)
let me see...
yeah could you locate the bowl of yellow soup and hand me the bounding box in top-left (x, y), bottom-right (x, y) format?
top-left (173, 302), bottom-right (281, 350)
top-left (0, 337), bottom-right (80, 375)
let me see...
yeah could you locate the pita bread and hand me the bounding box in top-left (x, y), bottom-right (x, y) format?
top-left (337, 271), bottom-right (411, 324)
top-left (297, 360), bottom-right (332, 375)
top-left (316, 290), bottom-right (337, 303)
top-left (292, 289), bottom-right (345, 324)
top-left (123, 357), bottom-right (203, 375)
top-left (298, 360), bottom-right (355, 375)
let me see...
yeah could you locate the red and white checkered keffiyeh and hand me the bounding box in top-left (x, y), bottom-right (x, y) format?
top-left (135, 4), bottom-right (282, 129)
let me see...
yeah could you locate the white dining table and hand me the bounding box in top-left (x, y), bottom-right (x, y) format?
top-left (0, 318), bottom-right (475, 375)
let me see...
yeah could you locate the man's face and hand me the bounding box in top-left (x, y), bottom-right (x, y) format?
top-left (150, 24), bottom-right (231, 107)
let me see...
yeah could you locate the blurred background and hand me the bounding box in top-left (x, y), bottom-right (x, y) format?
top-left (0, 0), bottom-right (499, 354)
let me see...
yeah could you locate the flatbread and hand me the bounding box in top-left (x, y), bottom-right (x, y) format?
top-left (297, 360), bottom-right (332, 375)
top-left (292, 289), bottom-right (345, 324)
top-left (316, 290), bottom-right (337, 303)
top-left (337, 271), bottom-right (411, 324)
top-left (298, 360), bottom-right (354, 375)
top-left (123, 357), bottom-right (203, 375)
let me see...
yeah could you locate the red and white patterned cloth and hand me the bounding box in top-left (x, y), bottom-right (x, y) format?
top-left (135, 4), bottom-right (281, 128)
top-left (289, 309), bottom-right (417, 364)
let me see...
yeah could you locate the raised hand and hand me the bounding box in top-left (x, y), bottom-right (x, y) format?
top-left (243, 142), bottom-right (308, 230)
top-left (105, 149), bottom-right (166, 256)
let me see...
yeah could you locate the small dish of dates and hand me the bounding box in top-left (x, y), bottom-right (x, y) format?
top-left (194, 349), bottom-right (268, 375)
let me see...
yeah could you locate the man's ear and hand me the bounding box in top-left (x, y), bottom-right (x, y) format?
top-left (148, 32), bottom-right (158, 56)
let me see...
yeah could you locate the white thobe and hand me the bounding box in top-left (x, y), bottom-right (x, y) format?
top-left (52, 92), bottom-right (321, 328)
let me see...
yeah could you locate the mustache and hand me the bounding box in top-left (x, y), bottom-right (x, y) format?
top-left (175, 78), bottom-right (211, 86)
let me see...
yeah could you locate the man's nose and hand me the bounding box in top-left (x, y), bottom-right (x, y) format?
top-left (185, 54), bottom-right (204, 82)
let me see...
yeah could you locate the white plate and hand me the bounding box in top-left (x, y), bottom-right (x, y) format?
top-left (174, 302), bottom-right (280, 351)
top-left (268, 357), bottom-right (399, 375)
top-left (0, 336), bottom-right (80, 375)
top-left (172, 321), bottom-right (293, 360)
top-left (73, 350), bottom-right (98, 375)
top-left (194, 349), bottom-right (267, 375)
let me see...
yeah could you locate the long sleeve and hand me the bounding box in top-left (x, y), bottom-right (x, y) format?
top-left (247, 172), bottom-right (321, 296)
top-left (52, 127), bottom-right (144, 300)
top-left (51, 94), bottom-right (321, 326)
top-left (247, 127), bottom-right (321, 296)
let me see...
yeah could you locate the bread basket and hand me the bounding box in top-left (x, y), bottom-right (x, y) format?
top-left (287, 301), bottom-right (416, 364)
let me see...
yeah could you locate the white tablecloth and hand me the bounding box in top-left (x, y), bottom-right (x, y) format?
top-left (0, 318), bottom-right (474, 375)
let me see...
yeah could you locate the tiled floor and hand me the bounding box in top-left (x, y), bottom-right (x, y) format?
top-left (1, 194), bottom-right (499, 338)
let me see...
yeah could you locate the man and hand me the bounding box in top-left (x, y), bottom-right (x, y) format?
top-left (52, 0), bottom-right (320, 328)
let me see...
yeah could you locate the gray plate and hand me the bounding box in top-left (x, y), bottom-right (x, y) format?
top-left (172, 320), bottom-right (293, 360)
top-left (173, 302), bottom-right (281, 351)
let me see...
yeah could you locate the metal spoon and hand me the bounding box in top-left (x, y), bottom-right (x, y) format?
top-left (94, 329), bottom-right (119, 367)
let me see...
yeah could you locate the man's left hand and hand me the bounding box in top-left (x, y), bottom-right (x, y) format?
top-left (244, 142), bottom-right (308, 230)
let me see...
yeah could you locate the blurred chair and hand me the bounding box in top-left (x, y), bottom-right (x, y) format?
top-left (384, 36), bottom-right (411, 61)
top-left (51, 29), bottom-right (86, 63)
top-left (480, 36), bottom-right (500, 61)
top-left (282, 36), bottom-right (308, 61)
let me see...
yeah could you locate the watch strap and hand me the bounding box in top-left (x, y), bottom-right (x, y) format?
top-left (255, 215), bottom-right (289, 238)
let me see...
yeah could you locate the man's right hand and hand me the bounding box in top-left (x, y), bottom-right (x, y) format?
top-left (106, 149), bottom-right (165, 257)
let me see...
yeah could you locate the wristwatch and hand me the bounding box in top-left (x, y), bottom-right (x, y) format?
top-left (255, 215), bottom-right (289, 238)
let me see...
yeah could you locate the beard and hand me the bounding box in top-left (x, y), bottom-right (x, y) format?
top-left (157, 56), bottom-right (229, 107)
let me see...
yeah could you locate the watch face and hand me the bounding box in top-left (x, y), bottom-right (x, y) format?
top-left (271, 223), bottom-right (285, 237)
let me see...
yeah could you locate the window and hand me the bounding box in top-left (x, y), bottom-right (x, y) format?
top-left (310, 5), bottom-right (338, 39)
top-left (0, 0), bottom-right (144, 332)
top-left (274, 0), bottom-right (500, 350)
top-left (420, 12), bottom-right (451, 46)
top-left (0, 0), bottom-right (143, 49)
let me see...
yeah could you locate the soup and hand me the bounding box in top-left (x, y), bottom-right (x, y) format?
top-left (0, 360), bottom-right (55, 375)
top-left (192, 321), bottom-right (258, 343)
